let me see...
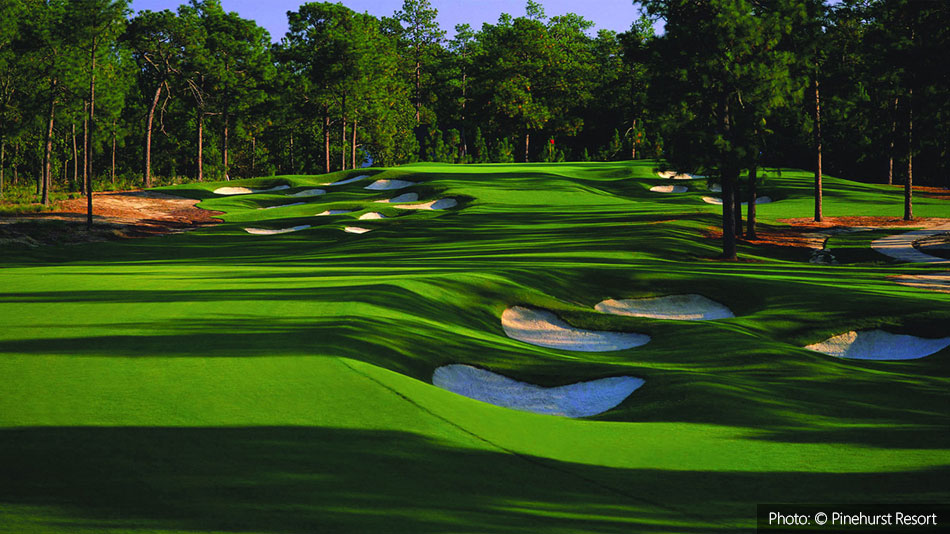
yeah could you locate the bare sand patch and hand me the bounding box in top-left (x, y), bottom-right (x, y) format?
top-left (891, 272), bottom-right (950, 293)
top-left (650, 185), bottom-right (688, 193)
top-left (316, 209), bottom-right (353, 216)
top-left (501, 306), bottom-right (650, 352)
top-left (702, 196), bottom-right (772, 205)
top-left (804, 329), bottom-right (950, 360)
top-left (244, 225), bottom-right (310, 235)
top-left (344, 226), bottom-right (372, 234)
top-left (358, 212), bottom-right (387, 220)
top-left (375, 193), bottom-right (419, 203)
top-left (595, 294), bottom-right (734, 321)
top-left (214, 185), bottom-right (289, 195)
top-left (432, 364), bottom-right (644, 417)
top-left (287, 188), bottom-right (326, 198)
top-left (393, 198), bottom-right (458, 210)
top-left (365, 179), bottom-right (416, 191)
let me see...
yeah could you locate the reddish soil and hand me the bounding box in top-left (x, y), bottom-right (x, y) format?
top-left (0, 190), bottom-right (222, 247)
top-left (885, 184), bottom-right (950, 200)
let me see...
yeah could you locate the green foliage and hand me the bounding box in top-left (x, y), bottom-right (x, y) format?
top-left (491, 136), bottom-right (514, 163)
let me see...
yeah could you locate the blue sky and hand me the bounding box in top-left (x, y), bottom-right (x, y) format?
top-left (128, 0), bottom-right (649, 41)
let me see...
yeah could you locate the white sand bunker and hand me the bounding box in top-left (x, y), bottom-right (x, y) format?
top-left (365, 179), bottom-right (416, 191)
top-left (433, 364), bottom-right (644, 418)
top-left (287, 188), bottom-right (326, 198)
top-left (358, 212), bottom-right (386, 220)
top-left (650, 185), bottom-right (688, 193)
top-left (657, 170), bottom-right (694, 180)
top-left (805, 329), bottom-right (950, 360)
top-left (393, 198), bottom-right (458, 210)
top-left (502, 306), bottom-right (650, 352)
top-left (344, 226), bottom-right (372, 234)
top-left (708, 183), bottom-right (722, 192)
top-left (260, 202), bottom-right (306, 210)
top-left (322, 175), bottom-right (369, 186)
top-left (375, 192), bottom-right (419, 203)
top-left (244, 225), bottom-right (310, 235)
top-left (214, 185), bottom-right (290, 195)
top-left (316, 209), bottom-right (353, 216)
top-left (595, 294), bottom-right (734, 321)
top-left (702, 196), bottom-right (772, 205)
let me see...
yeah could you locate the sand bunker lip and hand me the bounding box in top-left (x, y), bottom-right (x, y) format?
top-left (244, 225), bottom-right (310, 235)
top-left (375, 192), bottom-right (419, 203)
top-left (393, 198), bottom-right (458, 210)
top-left (358, 212), bottom-right (386, 220)
top-left (343, 226), bottom-right (372, 234)
top-left (432, 364), bottom-right (644, 418)
top-left (595, 294), bottom-right (735, 321)
top-left (805, 329), bottom-right (950, 360)
top-left (702, 196), bottom-right (772, 205)
top-left (287, 188), bottom-right (326, 198)
top-left (657, 170), bottom-right (695, 180)
top-left (321, 175), bottom-right (369, 186)
top-left (259, 202), bottom-right (306, 210)
top-left (213, 185), bottom-right (290, 195)
top-left (650, 185), bottom-right (688, 193)
top-left (502, 306), bottom-right (650, 352)
top-left (316, 209), bottom-right (353, 216)
top-left (365, 179), bottom-right (416, 191)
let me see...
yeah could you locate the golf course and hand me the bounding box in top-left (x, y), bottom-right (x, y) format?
top-left (1, 160), bottom-right (948, 532)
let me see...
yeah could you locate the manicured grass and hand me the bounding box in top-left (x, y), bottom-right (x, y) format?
top-left (1, 160), bottom-right (948, 532)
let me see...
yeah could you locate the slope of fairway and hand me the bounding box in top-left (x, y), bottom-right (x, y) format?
top-left (1, 161), bottom-right (948, 533)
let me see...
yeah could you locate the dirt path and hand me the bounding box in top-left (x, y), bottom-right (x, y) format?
top-left (0, 190), bottom-right (222, 247)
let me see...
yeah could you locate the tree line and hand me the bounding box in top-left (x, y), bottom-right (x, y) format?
top-left (0, 0), bottom-right (946, 244)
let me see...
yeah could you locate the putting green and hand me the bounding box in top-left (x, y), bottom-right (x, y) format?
top-left (1, 161), bottom-right (948, 532)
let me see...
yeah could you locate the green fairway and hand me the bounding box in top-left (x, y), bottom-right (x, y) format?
top-left (1, 161), bottom-right (948, 532)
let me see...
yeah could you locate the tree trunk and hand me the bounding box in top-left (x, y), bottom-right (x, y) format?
top-left (43, 80), bottom-right (57, 205)
top-left (12, 143), bottom-right (18, 185)
top-left (747, 164), bottom-right (757, 239)
top-left (196, 112), bottom-right (204, 182)
top-left (144, 83), bottom-right (162, 188)
top-left (87, 49), bottom-right (96, 229)
top-left (0, 137), bottom-right (4, 196)
top-left (82, 104), bottom-right (88, 195)
top-left (222, 110), bottom-right (230, 180)
top-left (341, 94), bottom-right (347, 171)
top-left (904, 87), bottom-right (913, 221)
top-left (814, 73), bottom-right (823, 223)
top-left (414, 59), bottom-right (421, 124)
top-left (111, 119), bottom-right (116, 187)
top-left (72, 124), bottom-right (78, 190)
top-left (888, 95), bottom-right (898, 185)
top-left (289, 130), bottom-right (295, 174)
top-left (733, 177), bottom-right (743, 239)
top-left (351, 119), bottom-right (357, 169)
top-left (720, 94), bottom-right (737, 260)
top-left (323, 110), bottom-right (330, 174)
top-left (631, 119), bottom-right (637, 160)
top-left (524, 130), bottom-right (530, 163)
top-left (251, 136), bottom-right (256, 176)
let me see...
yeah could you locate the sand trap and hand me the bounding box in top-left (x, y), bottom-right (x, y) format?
top-left (214, 185), bottom-right (290, 195)
top-left (365, 179), bottom-right (416, 191)
top-left (393, 198), bottom-right (458, 210)
top-left (657, 171), bottom-right (694, 180)
top-left (244, 225), bottom-right (310, 235)
top-left (432, 364), bottom-right (644, 418)
top-left (358, 212), bottom-right (387, 220)
top-left (702, 196), bottom-right (772, 205)
top-left (805, 329), bottom-right (950, 360)
top-left (287, 188), bottom-right (326, 198)
top-left (502, 306), bottom-right (650, 352)
top-left (260, 202), bottom-right (306, 210)
top-left (316, 209), bottom-right (353, 216)
top-left (595, 294), bottom-right (734, 321)
top-left (322, 175), bottom-right (369, 186)
top-left (650, 185), bottom-right (688, 193)
top-left (344, 226), bottom-right (372, 234)
top-left (708, 183), bottom-right (722, 192)
top-left (375, 193), bottom-right (419, 203)
top-left (891, 272), bottom-right (950, 293)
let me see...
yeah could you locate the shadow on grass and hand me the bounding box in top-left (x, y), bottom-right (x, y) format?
top-left (2, 426), bottom-right (947, 533)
